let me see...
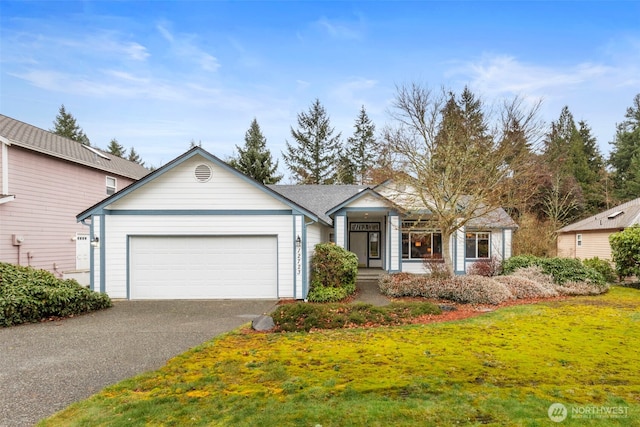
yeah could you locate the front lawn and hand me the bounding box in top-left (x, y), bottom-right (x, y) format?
top-left (41, 287), bottom-right (640, 426)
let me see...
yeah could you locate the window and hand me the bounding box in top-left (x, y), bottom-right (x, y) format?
top-left (402, 230), bottom-right (442, 259)
top-left (369, 232), bottom-right (380, 258)
top-left (576, 234), bottom-right (582, 247)
top-left (466, 232), bottom-right (490, 259)
top-left (106, 176), bottom-right (117, 195)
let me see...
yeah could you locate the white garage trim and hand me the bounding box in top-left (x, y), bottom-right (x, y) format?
top-left (128, 235), bottom-right (278, 300)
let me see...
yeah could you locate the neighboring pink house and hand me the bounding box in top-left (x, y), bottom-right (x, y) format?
top-left (0, 114), bottom-right (149, 283)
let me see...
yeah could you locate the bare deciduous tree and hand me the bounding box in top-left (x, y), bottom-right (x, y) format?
top-left (382, 83), bottom-right (543, 275)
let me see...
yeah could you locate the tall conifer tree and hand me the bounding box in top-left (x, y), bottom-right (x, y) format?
top-left (346, 106), bottom-right (377, 184)
top-left (609, 93), bottom-right (640, 202)
top-left (229, 118), bottom-right (282, 184)
top-left (51, 104), bottom-right (91, 145)
top-left (283, 99), bottom-right (341, 184)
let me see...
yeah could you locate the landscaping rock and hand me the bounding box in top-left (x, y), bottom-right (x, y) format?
top-left (252, 315), bottom-right (275, 331)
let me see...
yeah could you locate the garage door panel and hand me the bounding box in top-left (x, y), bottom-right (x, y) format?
top-left (130, 236), bottom-right (277, 299)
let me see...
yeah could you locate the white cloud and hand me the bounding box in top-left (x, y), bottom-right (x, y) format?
top-left (315, 16), bottom-right (363, 40)
top-left (155, 23), bottom-right (220, 72)
top-left (330, 77), bottom-right (379, 109)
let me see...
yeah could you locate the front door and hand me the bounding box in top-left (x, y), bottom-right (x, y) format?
top-left (76, 234), bottom-right (90, 270)
top-left (350, 232), bottom-right (368, 267)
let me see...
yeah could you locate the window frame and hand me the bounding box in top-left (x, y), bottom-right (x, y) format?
top-left (465, 231), bottom-right (491, 259)
top-left (576, 234), bottom-right (582, 247)
top-left (401, 221), bottom-right (443, 260)
top-left (106, 176), bottom-right (117, 195)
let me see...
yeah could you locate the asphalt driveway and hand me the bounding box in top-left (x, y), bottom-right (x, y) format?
top-left (0, 299), bottom-right (277, 427)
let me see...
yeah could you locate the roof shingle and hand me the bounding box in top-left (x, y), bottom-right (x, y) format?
top-left (0, 114), bottom-right (149, 180)
top-left (558, 197), bottom-right (640, 232)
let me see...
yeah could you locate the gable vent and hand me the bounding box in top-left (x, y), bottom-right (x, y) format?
top-left (194, 164), bottom-right (212, 182)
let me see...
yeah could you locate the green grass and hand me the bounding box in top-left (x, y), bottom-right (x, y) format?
top-left (40, 287), bottom-right (640, 426)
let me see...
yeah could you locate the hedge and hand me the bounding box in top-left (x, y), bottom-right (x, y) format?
top-left (0, 262), bottom-right (112, 327)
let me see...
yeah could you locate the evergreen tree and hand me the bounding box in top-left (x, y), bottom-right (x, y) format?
top-left (334, 154), bottom-right (356, 184)
top-left (283, 99), bottom-right (341, 184)
top-left (51, 104), bottom-right (91, 145)
top-left (229, 118), bottom-right (282, 184)
top-left (346, 106), bottom-right (377, 184)
top-left (127, 147), bottom-right (144, 166)
top-left (542, 106), bottom-right (606, 218)
top-left (609, 93), bottom-right (640, 201)
top-left (106, 138), bottom-right (127, 158)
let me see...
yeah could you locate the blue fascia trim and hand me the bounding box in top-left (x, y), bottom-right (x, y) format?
top-left (340, 207), bottom-right (397, 213)
top-left (99, 214), bottom-right (106, 293)
top-left (302, 220), bottom-right (308, 299)
top-left (77, 146), bottom-right (319, 223)
top-left (104, 209), bottom-right (293, 216)
top-left (397, 218), bottom-right (403, 272)
top-left (126, 237), bottom-right (131, 300)
top-left (89, 218), bottom-right (95, 292)
top-left (292, 215), bottom-right (297, 299)
top-left (326, 188), bottom-right (397, 216)
top-left (276, 238), bottom-right (280, 299)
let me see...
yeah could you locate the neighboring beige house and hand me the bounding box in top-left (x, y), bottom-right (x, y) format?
top-left (557, 197), bottom-right (640, 260)
top-left (0, 114), bottom-right (149, 283)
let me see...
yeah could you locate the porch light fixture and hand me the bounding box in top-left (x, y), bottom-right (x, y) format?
top-left (296, 235), bottom-right (302, 248)
top-left (90, 236), bottom-right (100, 248)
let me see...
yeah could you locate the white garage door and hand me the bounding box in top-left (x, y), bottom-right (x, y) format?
top-left (130, 236), bottom-right (277, 299)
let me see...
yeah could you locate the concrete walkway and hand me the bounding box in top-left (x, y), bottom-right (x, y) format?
top-left (0, 299), bottom-right (276, 427)
top-left (353, 276), bottom-right (390, 306)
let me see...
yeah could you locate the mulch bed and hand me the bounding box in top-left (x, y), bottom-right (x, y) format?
top-left (395, 295), bottom-right (569, 325)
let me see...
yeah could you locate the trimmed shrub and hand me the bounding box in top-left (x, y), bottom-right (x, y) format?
top-left (379, 274), bottom-right (512, 305)
top-left (609, 225), bottom-right (640, 279)
top-left (441, 276), bottom-right (513, 305)
top-left (0, 262), bottom-right (112, 327)
top-left (502, 255), bottom-right (606, 286)
top-left (492, 275), bottom-right (559, 299)
top-left (307, 243), bottom-right (358, 302)
top-left (271, 301), bottom-right (441, 332)
top-left (582, 257), bottom-right (617, 283)
top-left (507, 266), bottom-right (555, 286)
top-left (555, 282), bottom-right (609, 296)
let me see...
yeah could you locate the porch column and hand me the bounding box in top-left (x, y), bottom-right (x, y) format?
top-left (388, 214), bottom-right (401, 272)
top-left (334, 213), bottom-right (347, 248)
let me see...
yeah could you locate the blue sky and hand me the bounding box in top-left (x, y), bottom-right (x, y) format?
top-left (1, 1), bottom-right (639, 176)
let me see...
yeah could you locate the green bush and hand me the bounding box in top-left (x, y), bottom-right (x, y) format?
top-left (307, 243), bottom-right (358, 302)
top-left (0, 263), bottom-right (112, 327)
top-left (609, 225), bottom-right (640, 279)
top-left (501, 255), bottom-right (606, 286)
top-left (582, 257), bottom-right (617, 283)
top-left (271, 301), bottom-right (441, 332)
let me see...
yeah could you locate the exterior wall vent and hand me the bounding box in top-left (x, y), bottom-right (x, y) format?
top-left (194, 164), bottom-right (212, 182)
